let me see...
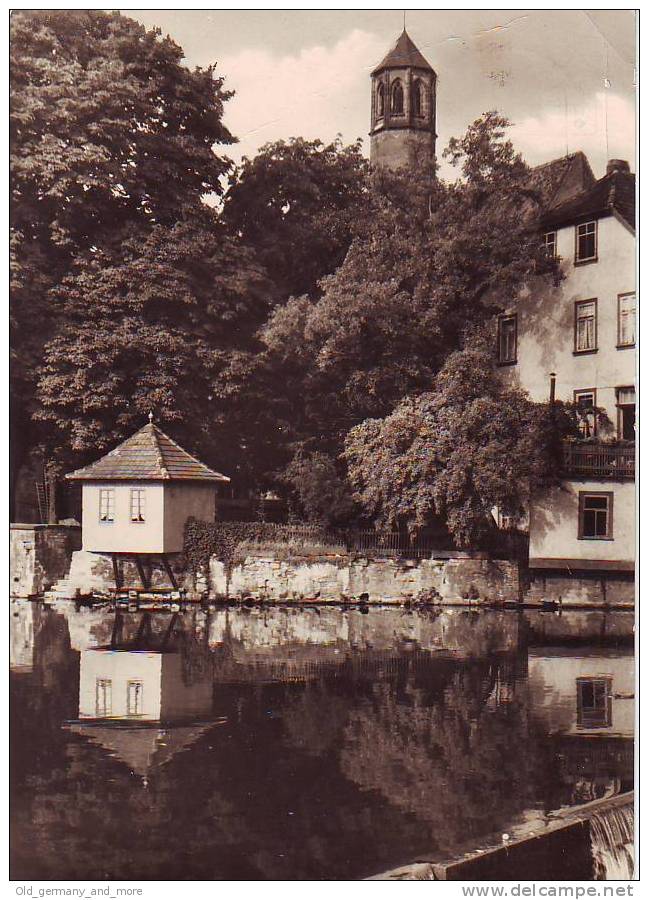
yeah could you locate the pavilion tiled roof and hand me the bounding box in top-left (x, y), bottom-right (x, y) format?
top-left (66, 422), bottom-right (230, 482)
top-left (372, 29), bottom-right (434, 75)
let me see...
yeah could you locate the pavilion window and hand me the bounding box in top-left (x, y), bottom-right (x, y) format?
top-left (130, 488), bottom-right (146, 523)
top-left (96, 679), bottom-right (112, 717)
top-left (127, 680), bottom-right (144, 716)
top-left (99, 488), bottom-right (115, 523)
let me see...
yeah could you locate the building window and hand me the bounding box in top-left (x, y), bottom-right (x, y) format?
top-left (575, 220), bottom-right (597, 263)
top-left (574, 299), bottom-right (597, 353)
top-left (576, 677), bottom-right (612, 729)
top-left (96, 678), bottom-right (112, 716)
top-left (497, 314), bottom-right (517, 364)
top-left (617, 293), bottom-right (636, 347)
top-left (391, 79), bottom-right (404, 115)
top-left (578, 492), bottom-right (613, 540)
top-left (574, 389), bottom-right (597, 438)
top-left (127, 680), bottom-right (144, 716)
top-left (99, 488), bottom-right (115, 523)
top-left (376, 82), bottom-right (385, 118)
top-left (130, 488), bottom-right (146, 522)
top-left (616, 386), bottom-right (636, 441)
top-left (411, 78), bottom-right (423, 117)
top-left (543, 231), bottom-right (557, 257)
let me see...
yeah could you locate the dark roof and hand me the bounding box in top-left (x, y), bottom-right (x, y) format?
top-left (529, 152), bottom-right (596, 209)
top-left (66, 422), bottom-right (230, 483)
top-left (540, 167), bottom-right (635, 231)
top-left (372, 30), bottom-right (434, 75)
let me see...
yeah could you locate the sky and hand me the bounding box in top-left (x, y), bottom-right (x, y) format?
top-left (126, 9), bottom-right (636, 180)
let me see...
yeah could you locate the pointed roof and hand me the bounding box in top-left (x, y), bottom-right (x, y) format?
top-left (65, 422), bottom-right (230, 482)
top-left (67, 723), bottom-right (212, 778)
top-left (372, 29), bottom-right (434, 75)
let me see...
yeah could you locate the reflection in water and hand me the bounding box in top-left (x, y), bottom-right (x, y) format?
top-left (10, 602), bottom-right (634, 881)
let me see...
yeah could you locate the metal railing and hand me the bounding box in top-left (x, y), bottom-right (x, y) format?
top-left (562, 441), bottom-right (635, 479)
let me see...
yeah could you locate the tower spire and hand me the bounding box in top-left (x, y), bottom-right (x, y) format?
top-left (369, 29), bottom-right (437, 171)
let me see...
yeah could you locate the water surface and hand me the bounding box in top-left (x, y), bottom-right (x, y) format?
top-left (10, 602), bottom-right (634, 880)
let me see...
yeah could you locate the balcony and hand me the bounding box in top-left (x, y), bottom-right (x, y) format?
top-left (562, 441), bottom-right (635, 480)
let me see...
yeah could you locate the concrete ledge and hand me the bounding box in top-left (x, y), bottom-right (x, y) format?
top-left (369, 792), bottom-right (633, 881)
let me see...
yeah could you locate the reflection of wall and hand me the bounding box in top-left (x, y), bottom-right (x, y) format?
top-left (528, 651), bottom-right (634, 737)
top-left (78, 650), bottom-right (212, 722)
top-left (10, 601), bottom-right (35, 672)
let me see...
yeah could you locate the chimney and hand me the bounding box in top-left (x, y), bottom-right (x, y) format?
top-left (606, 159), bottom-right (630, 176)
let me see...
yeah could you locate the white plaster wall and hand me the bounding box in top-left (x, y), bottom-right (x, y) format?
top-left (78, 649), bottom-right (163, 720)
top-left (503, 215), bottom-right (635, 425)
top-left (81, 483), bottom-right (165, 553)
top-left (529, 480), bottom-right (635, 564)
top-left (163, 483), bottom-right (215, 553)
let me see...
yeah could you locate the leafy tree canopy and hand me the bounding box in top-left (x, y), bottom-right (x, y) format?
top-left (248, 114), bottom-right (562, 524)
top-left (344, 341), bottom-right (579, 545)
top-left (224, 136), bottom-right (370, 301)
top-left (36, 208), bottom-right (271, 475)
top-left (10, 9), bottom-right (240, 501)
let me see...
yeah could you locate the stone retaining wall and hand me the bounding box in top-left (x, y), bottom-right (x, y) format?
top-left (10, 525), bottom-right (81, 598)
top-left (210, 551), bottom-right (521, 603)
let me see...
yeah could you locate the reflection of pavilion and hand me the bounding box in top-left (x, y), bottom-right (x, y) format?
top-left (67, 612), bottom-right (216, 779)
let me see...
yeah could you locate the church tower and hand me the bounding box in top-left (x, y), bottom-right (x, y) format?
top-left (370, 30), bottom-right (437, 171)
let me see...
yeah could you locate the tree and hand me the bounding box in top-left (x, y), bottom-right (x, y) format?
top-left (36, 209), bottom-right (271, 477)
top-left (344, 341), bottom-right (579, 546)
top-left (251, 114), bottom-right (561, 507)
top-left (223, 136), bottom-right (370, 301)
top-left (10, 9), bottom-right (235, 507)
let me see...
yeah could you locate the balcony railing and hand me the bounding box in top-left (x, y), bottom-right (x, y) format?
top-left (562, 441), bottom-right (635, 480)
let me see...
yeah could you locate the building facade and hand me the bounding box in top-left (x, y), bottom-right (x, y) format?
top-left (501, 158), bottom-right (635, 601)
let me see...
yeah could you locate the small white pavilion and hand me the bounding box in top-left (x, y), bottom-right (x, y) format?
top-left (65, 417), bottom-right (229, 578)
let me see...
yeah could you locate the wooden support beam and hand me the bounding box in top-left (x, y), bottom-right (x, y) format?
top-left (111, 554), bottom-right (121, 590)
top-left (110, 611), bottom-right (123, 649)
top-left (133, 612), bottom-right (152, 648)
top-left (161, 554), bottom-right (178, 590)
top-left (134, 555), bottom-right (150, 590)
top-left (161, 612), bottom-right (179, 651)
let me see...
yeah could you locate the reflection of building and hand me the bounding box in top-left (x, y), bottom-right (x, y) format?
top-left (78, 648), bottom-right (213, 723)
top-left (528, 650), bottom-right (633, 737)
top-left (528, 649), bottom-right (634, 806)
top-left (69, 622), bottom-right (215, 780)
